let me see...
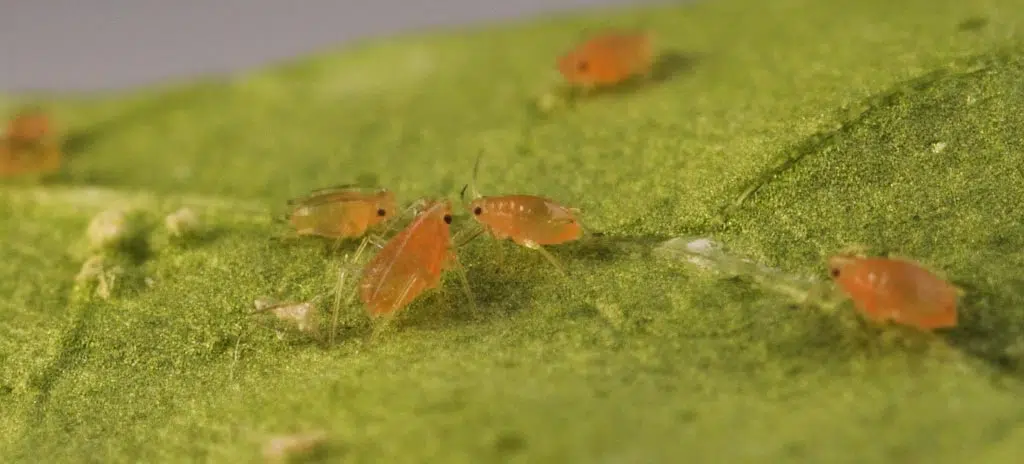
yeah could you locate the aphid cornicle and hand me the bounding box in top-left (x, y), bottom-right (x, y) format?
top-left (460, 155), bottom-right (582, 275)
top-left (557, 30), bottom-right (655, 89)
top-left (285, 186), bottom-right (397, 239)
top-left (358, 199), bottom-right (470, 316)
top-left (828, 255), bottom-right (959, 331)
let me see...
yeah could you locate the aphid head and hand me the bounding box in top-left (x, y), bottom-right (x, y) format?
top-left (467, 198), bottom-right (486, 221)
top-left (440, 199), bottom-right (454, 225)
top-left (415, 199), bottom-right (454, 225)
top-left (432, 199), bottom-right (454, 225)
top-left (369, 189), bottom-right (398, 226)
top-left (557, 49), bottom-right (594, 84)
top-left (827, 255), bottom-right (856, 281)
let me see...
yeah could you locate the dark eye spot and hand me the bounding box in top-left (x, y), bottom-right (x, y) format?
top-left (830, 268), bottom-right (841, 278)
top-left (576, 60), bottom-right (589, 73)
top-left (473, 206), bottom-right (482, 215)
top-left (377, 208), bottom-right (387, 217)
top-left (443, 214), bottom-right (453, 224)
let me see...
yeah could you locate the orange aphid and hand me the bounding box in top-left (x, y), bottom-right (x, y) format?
top-left (358, 199), bottom-right (464, 316)
top-left (6, 109), bottom-right (53, 143)
top-left (828, 255), bottom-right (959, 331)
top-left (557, 30), bottom-right (655, 88)
top-left (1, 109), bottom-right (61, 176)
top-left (460, 155), bottom-right (582, 275)
top-left (286, 186), bottom-right (397, 239)
top-left (468, 195), bottom-right (583, 246)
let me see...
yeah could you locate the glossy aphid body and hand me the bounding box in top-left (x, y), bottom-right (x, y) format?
top-left (6, 110), bottom-right (53, 145)
top-left (286, 186), bottom-right (397, 240)
top-left (468, 195), bottom-right (582, 247)
top-left (1, 109), bottom-right (61, 176)
top-left (828, 255), bottom-right (959, 331)
top-left (557, 30), bottom-right (655, 88)
top-left (358, 199), bottom-right (462, 316)
top-left (460, 155), bottom-right (582, 274)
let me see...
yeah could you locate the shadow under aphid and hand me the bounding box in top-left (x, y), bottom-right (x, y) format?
top-left (943, 277), bottom-right (1024, 380)
top-left (527, 50), bottom-right (705, 119)
top-left (558, 232), bottom-right (676, 263)
top-left (568, 49), bottom-right (704, 101)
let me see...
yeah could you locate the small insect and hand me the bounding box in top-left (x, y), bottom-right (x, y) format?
top-left (357, 199), bottom-right (472, 316)
top-left (1, 109), bottom-right (61, 176)
top-left (460, 154), bottom-right (582, 275)
top-left (6, 109), bottom-right (53, 145)
top-left (285, 186), bottom-right (397, 239)
top-left (828, 255), bottom-right (959, 331)
top-left (557, 30), bottom-right (655, 89)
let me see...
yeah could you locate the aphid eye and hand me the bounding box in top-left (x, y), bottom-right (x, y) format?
top-left (576, 60), bottom-right (590, 72)
top-left (376, 208), bottom-right (387, 217)
top-left (443, 214), bottom-right (453, 224)
top-left (830, 267), bottom-right (841, 278)
top-left (472, 206), bottom-right (482, 215)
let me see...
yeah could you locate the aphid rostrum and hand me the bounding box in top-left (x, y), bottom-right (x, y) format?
top-left (828, 255), bottom-right (959, 331)
top-left (459, 154), bottom-right (582, 275)
top-left (285, 186), bottom-right (397, 240)
top-left (557, 30), bottom-right (655, 89)
top-left (357, 199), bottom-right (473, 317)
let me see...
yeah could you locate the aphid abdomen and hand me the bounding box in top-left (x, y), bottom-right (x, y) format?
top-left (478, 198), bottom-right (523, 242)
top-left (358, 201), bottom-right (454, 316)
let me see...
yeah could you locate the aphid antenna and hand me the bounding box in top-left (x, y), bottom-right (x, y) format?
top-left (458, 184), bottom-right (472, 208)
top-left (467, 151), bottom-right (485, 200)
top-left (308, 183), bottom-right (361, 194)
top-left (450, 253), bottom-right (478, 312)
top-left (454, 223), bottom-right (487, 249)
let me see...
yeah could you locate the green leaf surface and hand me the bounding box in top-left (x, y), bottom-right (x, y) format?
top-left (3, 0), bottom-right (1024, 462)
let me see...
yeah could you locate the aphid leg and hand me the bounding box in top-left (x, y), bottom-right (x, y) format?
top-left (329, 236), bottom-right (372, 345)
top-left (523, 239), bottom-right (567, 277)
top-left (453, 223), bottom-right (487, 249)
top-left (448, 251), bottom-right (478, 312)
top-left (366, 233), bottom-right (389, 250)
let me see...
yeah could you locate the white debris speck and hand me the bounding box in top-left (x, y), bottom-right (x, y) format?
top-left (262, 430), bottom-right (328, 463)
top-left (536, 92), bottom-right (565, 113)
top-left (74, 254), bottom-right (124, 300)
top-left (653, 237), bottom-right (723, 271)
top-left (165, 207), bottom-right (200, 238)
top-left (930, 142), bottom-right (947, 153)
top-left (253, 298), bottom-right (319, 334)
top-left (684, 238), bottom-right (719, 256)
top-left (86, 209), bottom-right (130, 250)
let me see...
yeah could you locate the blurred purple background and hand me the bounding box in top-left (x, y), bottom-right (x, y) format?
top-left (1, 0), bottom-right (660, 93)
